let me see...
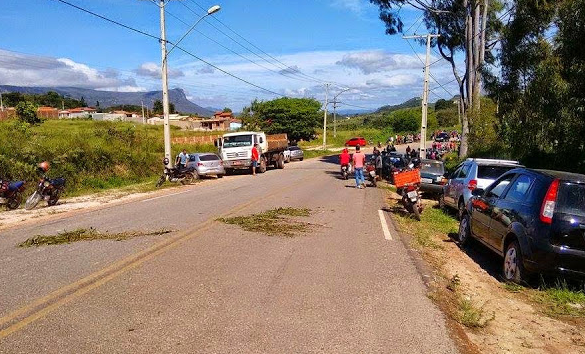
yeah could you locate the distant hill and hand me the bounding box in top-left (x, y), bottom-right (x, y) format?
top-left (375, 97), bottom-right (422, 114)
top-left (0, 85), bottom-right (214, 116)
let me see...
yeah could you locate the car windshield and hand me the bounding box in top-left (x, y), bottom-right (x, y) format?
top-left (223, 135), bottom-right (252, 148)
top-left (477, 165), bottom-right (515, 180)
top-left (199, 155), bottom-right (219, 161)
top-left (421, 161), bottom-right (444, 174)
top-left (557, 182), bottom-right (585, 217)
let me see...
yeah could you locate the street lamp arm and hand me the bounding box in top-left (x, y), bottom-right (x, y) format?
top-left (166, 14), bottom-right (209, 58)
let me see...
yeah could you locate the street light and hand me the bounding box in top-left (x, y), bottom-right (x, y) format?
top-left (333, 88), bottom-right (351, 138)
top-left (158, 1), bottom-right (221, 167)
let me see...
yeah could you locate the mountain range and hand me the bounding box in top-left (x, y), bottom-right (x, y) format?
top-left (0, 85), bottom-right (215, 116)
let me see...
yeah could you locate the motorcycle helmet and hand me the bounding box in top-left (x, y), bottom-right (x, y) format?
top-left (38, 161), bottom-right (50, 172)
top-left (163, 157), bottom-right (170, 165)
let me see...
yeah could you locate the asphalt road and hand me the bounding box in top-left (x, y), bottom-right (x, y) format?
top-left (0, 153), bottom-right (458, 353)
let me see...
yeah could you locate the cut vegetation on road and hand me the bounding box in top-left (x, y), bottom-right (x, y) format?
top-left (382, 184), bottom-right (585, 354)
top-left (18, 227), bottom-right (173, 247)
top-left (218, 207), bottom-right (312, 237)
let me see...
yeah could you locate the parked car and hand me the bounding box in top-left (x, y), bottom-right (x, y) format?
top-left (287, 146), bottom-right (304, 161)
top-left (345, 137), bottom-right (367, 147)
top-left (187, 153), bottom-right (225, 178)
top-left (459, 168), bottom-right (585, 283)
top-left (434, 132), bottom-right (450, 142)
top-left (440, 158), bottom-right (522, 219)
top-left (419, 159), bottom-right (445, 195)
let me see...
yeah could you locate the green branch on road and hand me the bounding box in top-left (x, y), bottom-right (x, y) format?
top-left (18, 227), bottom-right (173, 247)
top-left (218, 207), bottom-right (312, 237)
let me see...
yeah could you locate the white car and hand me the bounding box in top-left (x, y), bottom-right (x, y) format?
top-left (283, 148), bottom-right (291, 163)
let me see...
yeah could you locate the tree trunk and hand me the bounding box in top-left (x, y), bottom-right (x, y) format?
top-left (460, 0), bottom-right (473, 158)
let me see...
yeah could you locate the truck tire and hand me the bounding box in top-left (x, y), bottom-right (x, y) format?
top-left (259, 157), bottom-right (267, 173)
top-left (277, 154), bottom-right (285, 169)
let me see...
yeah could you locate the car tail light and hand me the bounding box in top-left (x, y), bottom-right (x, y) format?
top-left (197, 162), bottom-right (204, 166)
top-left (540, 179), bottom-right (560, 224)
top-left (467, 179), bottom-right (477, 190)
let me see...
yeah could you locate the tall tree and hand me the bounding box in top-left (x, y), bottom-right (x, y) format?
top-left (369, 0), bottom-right (504, 157)
top-left (243, 98), bottom-right (321, 141)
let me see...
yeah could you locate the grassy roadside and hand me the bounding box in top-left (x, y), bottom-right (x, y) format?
top-left (382, 184), bottom-right (585, 352)
top-left (0, 119), bottom-right (217, 199)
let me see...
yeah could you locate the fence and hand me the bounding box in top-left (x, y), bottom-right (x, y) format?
top-left (171, 134), bottom-right (223, 145)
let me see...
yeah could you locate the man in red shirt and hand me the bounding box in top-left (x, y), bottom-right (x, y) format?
top-left (340, 148), bottom-right (350, 166)
top-left (251, 144), bottom-right (260, 176)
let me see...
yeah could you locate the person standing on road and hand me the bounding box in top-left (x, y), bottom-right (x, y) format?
top-left (176, 149), bottom-right (189, 170)
top-left (352, 145), bottom-right (366, 189)
top-left (251, 143), bottom-right (260, 176)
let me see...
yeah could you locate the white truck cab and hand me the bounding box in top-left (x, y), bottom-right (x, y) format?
top-left (218, 131), bottom-right (287, 173)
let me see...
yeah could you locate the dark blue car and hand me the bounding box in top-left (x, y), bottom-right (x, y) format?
top-left (459, 168), bottom-right (585, 283)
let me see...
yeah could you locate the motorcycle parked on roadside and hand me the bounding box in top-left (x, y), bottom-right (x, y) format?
top-left (156, 158), bottom-right (197, 187)
top-left (25, 174), bottom-right (66, 210)
top-left (0, 179), bottom-right (26, 210)
top-left (393, 164), bottom-right (423, 221)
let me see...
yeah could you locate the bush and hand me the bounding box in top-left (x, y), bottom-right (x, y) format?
top-left (15, 101), bottom-right (42, 125)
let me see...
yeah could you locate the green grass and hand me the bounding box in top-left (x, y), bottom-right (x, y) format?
top-left (393, 205), bottom-right (458, 250)
top-left (18, 227), bottom-right (173, 247)
top-left (218, 207), bottom-right (312, 237)
top-left (0, 119), bottom-right (217, 197)
top-left (457, 297), bottom-right (495, 328)
top-left (534, 281), bottom-right (585, 317)
top-left (303, 149), bottom-right (337, 160)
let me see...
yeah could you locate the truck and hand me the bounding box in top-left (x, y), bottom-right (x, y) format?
top-left (217, 131), bottom-right (288, 174)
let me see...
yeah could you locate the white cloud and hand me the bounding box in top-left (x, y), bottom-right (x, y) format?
top-left (330, 0), bottom-right (366, 14)
top-left (336, 50), bottom-right (428, 74)
top-left (0, 49), bottom-right (144, 91)
top-left (134, 62), bottom-right (184, 79)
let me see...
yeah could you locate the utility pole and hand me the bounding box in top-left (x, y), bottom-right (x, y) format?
top-left (322, 83), bottom-right (330, 150)
top-left (141, 100), bottom-right (146, 124)
top-left (0, 92), bottom-right (3, 111)
top-left (403, 33), bottom-right (440, 159)
top-left (159, 0), bottom-right (172, 167)
top-left (333, 99), bottom-right (338, 138)
top-left (332, 88), bottom-right (351, 138)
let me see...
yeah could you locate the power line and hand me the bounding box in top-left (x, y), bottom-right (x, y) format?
top-left (159, 4), bottom-right (319, 84)
top-left (405, 38), bottom-right (455, 97)
top-left (186, 0), bottom-right (347, 88)
top-left (51, 0), bottom-right (161, 41)
top-left (48, 0), bottom-right (286, 98)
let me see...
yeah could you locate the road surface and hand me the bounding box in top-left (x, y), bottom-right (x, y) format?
top-left (0, 155), bottom-right (458, 353)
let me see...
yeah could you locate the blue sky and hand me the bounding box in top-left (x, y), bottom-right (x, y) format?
top-left (0, 0), bottom-right (462, 111)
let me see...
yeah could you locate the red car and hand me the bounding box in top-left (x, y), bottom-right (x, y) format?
top-left (345, 137), bottom-right (367, 147)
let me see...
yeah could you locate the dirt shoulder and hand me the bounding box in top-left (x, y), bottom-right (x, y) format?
top-left (382, 185), bottom-right (585, 354)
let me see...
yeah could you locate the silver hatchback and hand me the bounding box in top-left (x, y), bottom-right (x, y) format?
top-left (440, 158), bottom-right (522, 218)
top-left (187, 153), bottom-right (225, 178)
top-left (287, 146), bottom-right (304, 161)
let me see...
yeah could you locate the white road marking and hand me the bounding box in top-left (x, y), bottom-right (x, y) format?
top-left (378, 209), bottom-right (393, 240)
top-left (141, 189), bottom-right (192, 203)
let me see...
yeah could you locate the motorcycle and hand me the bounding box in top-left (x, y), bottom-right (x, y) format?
top-left (394, 164), bottom-right (423, 221)
top-left (341, 164), bottom-right (350, 180)
top-left (366, 158), bottom-right (378, 187)
top-left (156, 158), bottom-right (197, 187)
top-left (25, 175), bottom-right (66, 210)
top-left (0, 179), bottom-right (26, 210)
top-left (400, 183), bottom-right (423, 221)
